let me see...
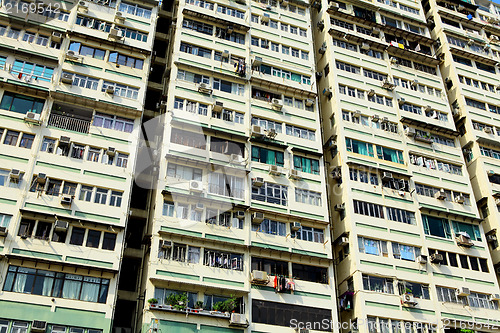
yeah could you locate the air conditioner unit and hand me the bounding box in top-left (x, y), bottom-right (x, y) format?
top-left (291, 222), bottom-right (301, 231)
top-left (411, 79), bottom-right (419, 87)
top-left (195, 202), bottom-right (204, 211)
top-left (65, 50), bottom-right (80, 61)
top-left (160, 240), bottom-right (173, 249)
top-left (252, 177), bottom-right (264, 187)
top-left (61, 196), bottom-right (73, 205)
top-left (319, 46), bottom-right (327, 54)
top-left (54, 220), bottom-right (69, 231)
top-left (372, 27), bottom-right (381, 35)
top-left (417, 255), bottom-right (427, 264)
top-left (230, 154), bottom-right (243, 164)
top-left (490, 294), bottom-right (500, 301)
top-left (334, 203), bottom-right (345, 211)
top-left (405, 127), bottom-right (416, 137)
top-left (305, 99), bottom-right (314, 107)
top-left (51, 31), bottom-right (63, 42)
top-left (106, 147), bottom-right (116, 157)
top-left (261, 13), bottom-right (270, 23)
top-left (338, 237), bottom-right (349, 246)
top-left (59, 136), bottom-right (71, 145)
top-left (9, 169), bottom-right (20, 181)
top-left (434, 189), bottom-right (446, 200)
top-left (198, 82), bottom-right (212, 94)
top-left (115, 11), bottom-right (125, 23)
top-left (331, 168), bottom-right (341, 180)
top-left (61, 72), bottom-right (74, 84)
top-left (382, 78), bottom-right (395, 91)
top-left (235, 211), bottom-right (245, 219)
top-left (316, 71), bottom-right (323, 78)
top-left (78, 1), bottom-right (88, 12)
top-left (456, 287), bottom-right (470, 297)
top-left (36, 173), bottom-right (47, 185)
top-left (455, 195), bottom-right (465, 204)
top-left (487, 234), bottom-right (497, 242)
top-left (189, 180), bottom-right (203, 192)
top-left (382, 172), bottom-right (393, 180)
top-left (330, 2), bottom-right (339, 10)
top-left (269, 165), bottom-right (283, 176)
top-left (106, 86), bottom-right (115, 94)
top-left (0, 226), bottom-right (7, 237)
top-left (251, 125), bottom-right (264, 137)
top-left (398, 98), bottom-right (406, 106)
top-left (361, 42), bottom-right (370, 50)
top-left (372, 114), bottom-right (380, 122)
top-left (222, 50), bottom-right (230, 59)
top-left (252, 56), bottom-right (263, 67)
top-left (456, 233), bottom-right (473, 247)
top-left (252, 212), bottom-right (265, 224)
top-left (108, 28), bottom-right (124, 39)
top-left (484, 126), bottom-right (493, 134)
top-left (271, 98), bottom-right (283, 110)
top-left (323, 87), bottom-right (332, 98)
top-left (390, 57), bottom-right (397, 64)
top-left (31, 321), bottom-right (47, 333)
top-left (226, 25), bottom-right (234, 34)
top-left (251, 270), bottom-right (268, 283)
top-left (289, 169), bottom-right (302, 180)
top-left (229, 313), bottom-right (248, 327)
top-left (24, 111), bottom-right (41, 124)
top-left (430, 253), bottom-right (443, 264)
top-left (317, 20), bottom-right (325, 30)
top-left (425, 105), bottom-right (432, 112)
top-left (402, 294), bottom-right (417, 306)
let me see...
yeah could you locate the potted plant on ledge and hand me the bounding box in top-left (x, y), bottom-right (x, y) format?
top-left (147, 298), bottom-right (158, 308)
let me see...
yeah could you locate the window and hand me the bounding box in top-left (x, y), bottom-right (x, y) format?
top-left (252, 219), bottom-right (286, 236)
top-left (376, 146), bottom-right (404, 164)
top-left (19, 133), bottom-right (34, 149)
top-left (363, 275), bottom-right (394, 294)
top-left (204, 249), bottom-right (243, 270)
top-left (46, 179), bottom-right (62, 196)
top-left (295, 189), bottom-right (322, 206)
top-left (70, 227), bottom-right (86, 246)
top-left (353, 200), bottom-right (384, 218)
top-left (422, 215), bottom-right (452, 239)
top-left (293, 226), bottom-right (324, 243)
top-left (252, 257), bottom-right (289, 276)
top-left (79, 186), bottom-right (93, 202)
top-left (213, 78), bottom-right (244, 95)
top-left (119, 1), bottom-right (152, 18)
top-left (162, 201), bottom-right (174, 217)
top-left (70, 73), bottom-right (99, 90)
top-left (167, 163), bottom-right (202, 180)
top-left (170, 128), bottom-right (206, 149)
top-left (386, 207), bottom-right (415, 224)
top-left (109, 191), bottom-right (122, 207)
top-left (216, 5), bottom-right (244, 19)
top-left (94, 188), bottom-right (108, 204)
top-left (392, 243), bottom-right (420, 261)
top-left (436, 286), bottom-right (461, 304)
top-left (251, 146), bottom-right (284, 166)
top-left (358, 237), bottom-right (388, 256)
top-left (87, 147), bottom-right (100, 162)
top-left (102, 81), bottom-right (139, 99)
top-left (336, 61), bottom-right (360, 74)
top-left (86, 230), bottom-right (101, 248)
top-left (108, 52), bottom-right (144, 69)
top-left (252, 300), bottom-right (331, 329)
top-left (0, 213), bottom-right (12, 228)
top-left (252, 182), bottom-right (288, 206)
top-left (68, 42), bottom-right (105, 60)
top-left (468, 292), bottom-right (499, 309)
top-left (210, 138), bottom-right (244, 156)
top-left (3, 265), bottom-right (109, 303)
top-left (293, 156), bottom-right (320, 174)
top-left (3, 130), bottom-right (19, 146)
top-left (208, 173), bottom-right (244, 199)
top-left (398, 281), bottom-right (429, 299)
top-left (0, 92), bottom-right (45, 114)
top-left (285, 124), bottom-right (315, 141)
top-left (452, 221), bottom-right (481, 241)
top-left (346, 138), bottom-right (374, 157)
top-left (292, 263), bottom-right (328, 284)
top-left (62, 182), bottom-right (77, 196)
top-left (116, 26), bottom-right (148, 42)
top-left (93, 113), bottom-right (134, 133)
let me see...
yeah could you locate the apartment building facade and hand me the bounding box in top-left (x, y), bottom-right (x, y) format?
top-left (313, 0), bottom-right (500, 332)
top-left (136, 0), bottom-right (339, 332)
top-left (0, 0), bottom-right (158, 332)
top-left (423, 0), bottom-right (500, 285)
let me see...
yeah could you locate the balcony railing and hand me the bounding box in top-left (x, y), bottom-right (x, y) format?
top-left (48, 114), bottom-right (91, 134)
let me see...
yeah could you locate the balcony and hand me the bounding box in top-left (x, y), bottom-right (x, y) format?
top-left (47, 103), bottom-right (93, 134)
top-left (48, 114), bottom-right (91, 134)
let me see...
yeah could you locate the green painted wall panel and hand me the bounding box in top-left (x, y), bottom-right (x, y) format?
top-left (161, 226), bottom-right (202, 238)
top-left (365, 301), bottom-right (399, 310)
top-left (360, 260), bottom-right (393, 269)
top-left (83, 170), bottom-right (126, 182)
top-left (205, 234), bottom-right (244, 244)
top-left (74, 211), bottom-right (121, 224)
top-left (25, 203), bottom-right (72, 215)
top-left (291, 249), bottom-right (328, 258)
top-left (36, 161), bottom-right (80, 173)
top-left (0, 300), bottom-right (110, 332)
top-left (12, 248), bottom-right (62, 261)
top-left (65, 256), bottom-right (114, 268)
top-left (203, 277), bottom-right (245, 287)
top-left (156, 270), bottom-right (199, 281)
top-left (0, 198), bottom-right (16, 205)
